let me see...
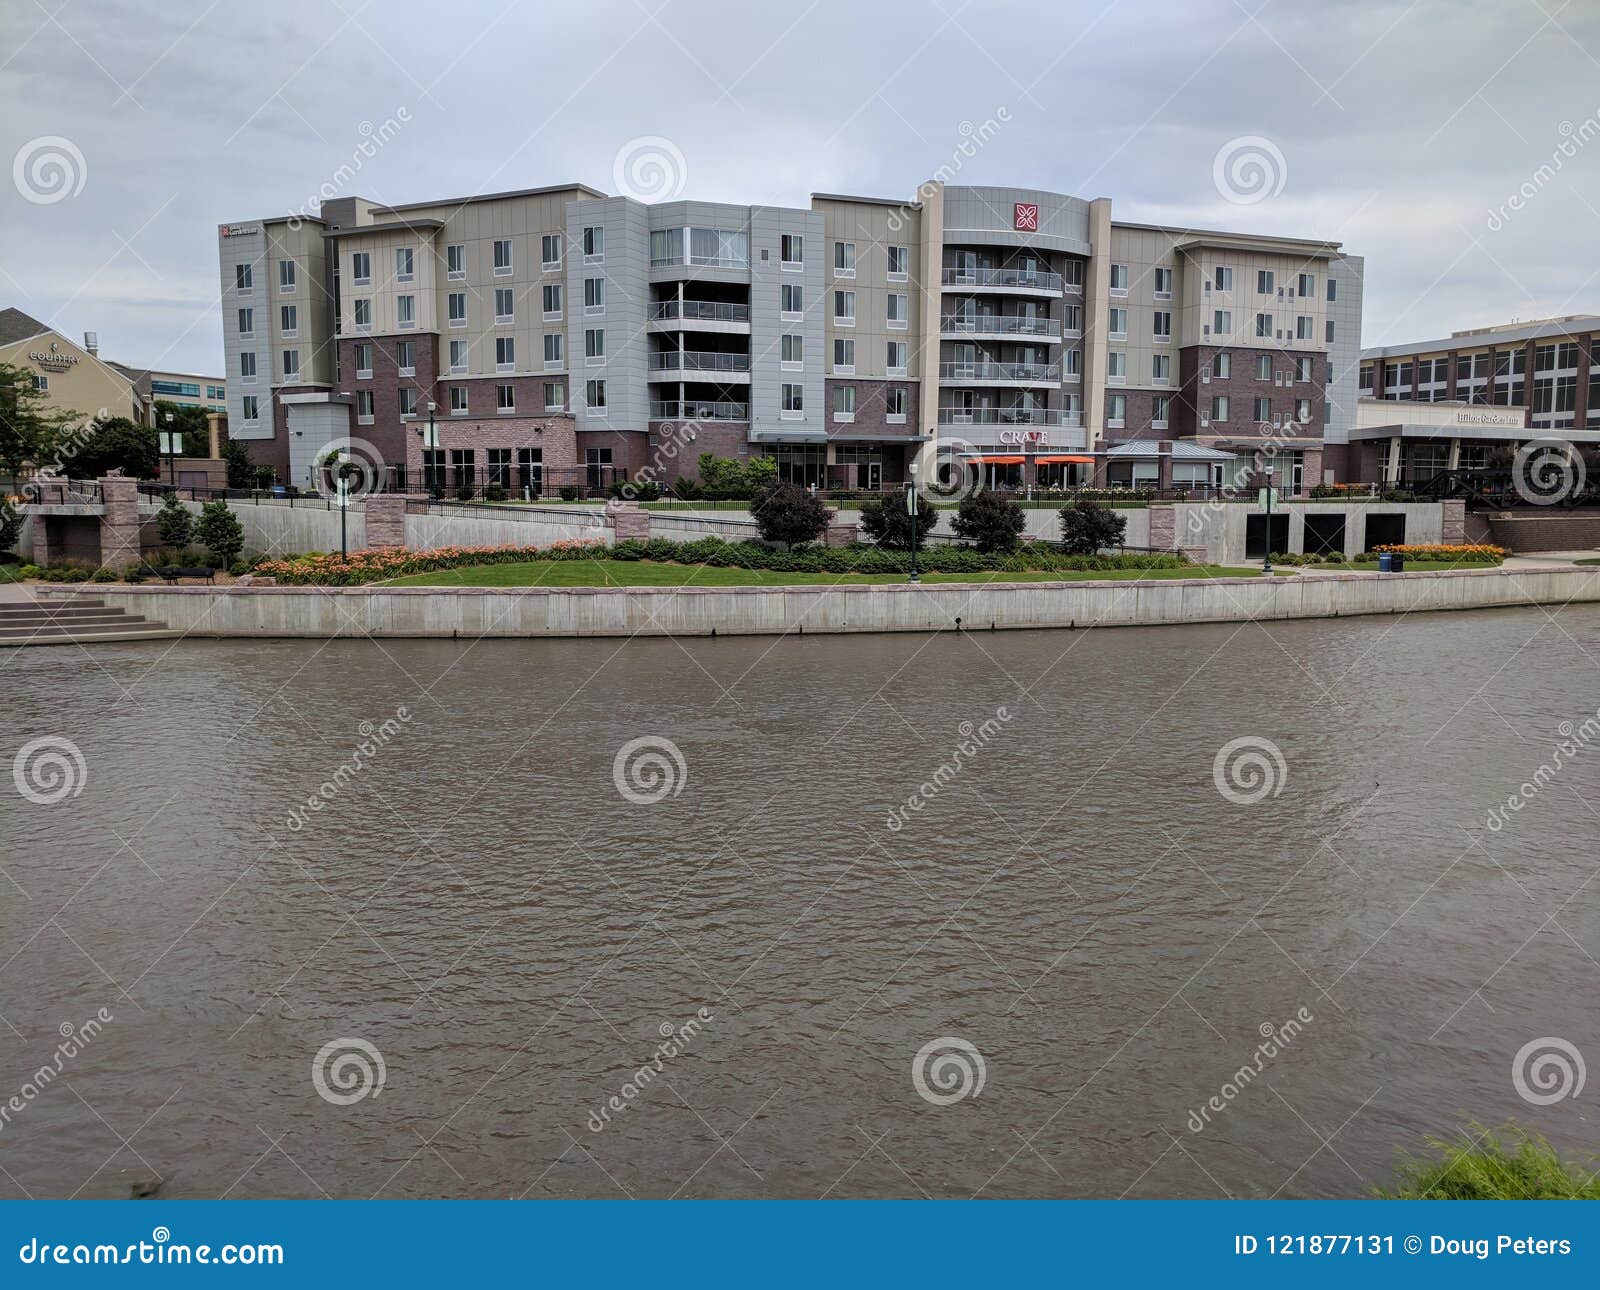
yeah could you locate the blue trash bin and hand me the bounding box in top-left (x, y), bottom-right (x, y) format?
top-left (1377, 552), bottom-right (1393, 573)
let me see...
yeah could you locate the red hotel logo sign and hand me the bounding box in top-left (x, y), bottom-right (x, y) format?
top-left (1014, 202), bottom-right (1039, 231)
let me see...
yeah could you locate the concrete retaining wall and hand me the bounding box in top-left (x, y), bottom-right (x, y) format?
top-left (45, 567), bottom-right (1600, 639)
top-left (141, 499), bottom-right (368, 557)
top-left (1485, 510), bottom-right (1600, 552)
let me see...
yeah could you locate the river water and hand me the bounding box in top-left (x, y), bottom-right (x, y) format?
top-left (3, 608), bottom-right (1597, 1199)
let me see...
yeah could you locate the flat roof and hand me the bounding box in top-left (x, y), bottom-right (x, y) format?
top-left (1362, 314), bottom-right (1600, 360)
top-left (1113, 221), bottom-right (1343, 256)
top-left (810, 192), bottom-right (914, 209)
top-left (370, 182), bottom-right (605, 214)
top-left (327, 217), bottom-right (446, 238)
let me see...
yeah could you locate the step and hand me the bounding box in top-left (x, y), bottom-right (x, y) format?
top-left (0, 626), bottom-right (180, 648)
top-left (0, 614), bottom-right (150, 634)
top-left (0, 606), bottom-right (134, 622)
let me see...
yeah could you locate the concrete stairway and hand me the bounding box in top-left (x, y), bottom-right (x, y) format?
top-left (0, 597), bottom-right (180, 647)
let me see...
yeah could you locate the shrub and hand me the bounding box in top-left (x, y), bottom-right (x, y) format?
top-left (751, 481), bottom-right (830, 546)
top-left (196, 500), bottom-right (244, 567)
top-left (90, 567), bottom-right (117, 582)
top-left (952, 492), bottom-right (1026, 553)
top-left (0, 499), bottom-right (20, 555)
top-left (455, 483), bottom-right (475, 502)
top-left (483, 483), bottom-right (508, 503)
top-left (1060, 500), bottom-right (1128, 555)
top-left (610, 479), bottom-right (661, 502)
top-left (859, 489), bottom-right (938, 551)
top-left (559, 485), bottom-right (580, 502)
top-left (124, 568), bottom-right (146, 583)
top-left (156, 493), bottom-right (194, 548)
top-left (672, 477), bottom-right (702, 500)
top-left (1375, 1123), bottom-right (1600, 1200)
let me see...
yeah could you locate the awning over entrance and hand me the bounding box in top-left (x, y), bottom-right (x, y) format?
top-left (965, 454), bottom-right (1027, 464)
top-left (1033, 454), bottom-right (1095, 464)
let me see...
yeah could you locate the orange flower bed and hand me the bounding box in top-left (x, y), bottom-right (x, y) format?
top-left (255, 540), bottom-right (607, 585)
top-left (1370, 543), bottom-right (1507, 562)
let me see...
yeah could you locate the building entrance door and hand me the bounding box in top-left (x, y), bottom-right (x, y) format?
top-left (862, 461), bottom-right (881, 491)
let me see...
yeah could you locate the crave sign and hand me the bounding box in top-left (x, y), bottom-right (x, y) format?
top-left (999, 429), bottom-right (1047, 445)
top-left (1014, 202), bottom-right (1039, 231)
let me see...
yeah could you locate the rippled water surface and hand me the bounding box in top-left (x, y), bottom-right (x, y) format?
top-left (3, 607), bottom-right (1598, 1198)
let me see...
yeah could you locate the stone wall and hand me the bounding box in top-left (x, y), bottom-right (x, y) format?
top-left (1485, 510), bottom-right (1600, 552)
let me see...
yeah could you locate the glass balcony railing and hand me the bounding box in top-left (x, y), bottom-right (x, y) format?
top-left (648, 351), bottom-right (751, 372)
top-left (935, 408), bottom-right (1065, 426)
top-left (651, 300), bottom-right (751, 322)
top-left (939, 361), bottom-right (1061, 382)
top-left (940, 315), bottom-right (1062, 338)
top-left (942, 266), bottom-right (1064, 291)
top-left (650, 400), bottom-right (749, 421)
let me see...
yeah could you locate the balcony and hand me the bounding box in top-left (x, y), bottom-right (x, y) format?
top-left (941, 266), bottom-right (1064, 294)
top-left (936, 408), bottom-right (1064, 427)
top-left (940, 315), bottom-right (1062, 340)
top-left (648, 351), bottom-right (751, 373)
top-left (939, 361), bottom-right (1061, 385)
top-left (650, 399), bottom-right (749, 421)
top-left (651, 300), bottom-right (751, 323)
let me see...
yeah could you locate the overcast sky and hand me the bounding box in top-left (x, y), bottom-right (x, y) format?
top-left (3, 0), bottom-right (1599, 375)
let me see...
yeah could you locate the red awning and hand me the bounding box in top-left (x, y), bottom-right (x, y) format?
top-left (1033, 454), bottom-right (1095, 464)
top-left (964, 454), bottom-right (1027, 464)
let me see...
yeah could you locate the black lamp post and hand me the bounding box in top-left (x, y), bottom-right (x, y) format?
top-left (426, 400), bottom-right (438, 495)
top-left (1263, 462), bottom-right (1275, 577)
top-left (906, 460), bottom-right (921, 584)
top-left (162, 410), bottom-right (176, 493)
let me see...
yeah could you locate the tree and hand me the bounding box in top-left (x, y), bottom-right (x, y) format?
top-left (156, 493), bottom-right (194, 548)
top-left (0, 361), bottom-right (75, 481)
top-left (860, 488), bottom-right (938, 551)
top-left (1, 499), bottom-right (20, 555)
top-left (196, 499), bottom-right (244, 566)
top-left (152, 400), bottom-right (212, 457)
top-left (72, 417), bottom-right (159, 479)
top-left (695, 452), bottom-right (779, 495)
top-left (751, 480), bottom-right (830, 546)
top-left (952, 491), bottom-right (1026, 553)
top-left (1059, 499), bottom-right (1127, 555)
top-left (220, 436), bottom-right (255, 488)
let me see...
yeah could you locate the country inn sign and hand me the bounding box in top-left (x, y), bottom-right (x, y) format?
top-left (27, 341), bottom-right (79, 371)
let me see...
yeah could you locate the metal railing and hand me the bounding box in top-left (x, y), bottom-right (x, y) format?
top-left (941, 266), bottom-right (1064, 291)
top-left (940, 315), bottom-right (1062, 338)
top-left (651, 300), bottom-right (751, 323)
top-left (650, 400), bottom-right (749, 421)
top-left (936, 409), bottom-right (1065, 426)
top-left (939, 361), bottom-right (1061, 382)
top-left (648, 350), bottom-right (751, 373)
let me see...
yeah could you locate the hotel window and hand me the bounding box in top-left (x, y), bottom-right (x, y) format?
top-left (494, 287), bottom-right (514, 323)
top-left (1108, 307), bottom-right (1127, 339)
top-left (887, 293), bottom-right (909, 329)
top-left (399, 388), bottom-right (417, 417)
top-left (496, 384), bottom-right (515, 413)
top-left (1296, 398), bottom-right (1312, 423)
top-left (280, 304), bottom-right (297, 336)
top-left (354, 343), bottom-right (372, 378)
top-left (833, 241), bottom-right (855, 277)
top-left (1209, 395), bottom-right (1229, 421)
top-left (493, 239), bottom-right (512, 275)
top-left (239, 351), bottom-right (257, 382)
top-left (397, 295), bottom-right (415, 329)
top-left (834, 290), bottom-right (855, 325)
top-left (351, 252), bottom-right (370, 284)
top-left (1255, 354), bottom-right (1272, 379)
top-left (1255, 313), bottom-right (1273, 338)
top-left (31, 374), bottom-right (47, 392)
top-left (1257, 270), bottom-right (1274, 293)
top-left (447, 244), bottom-right (465, 279)
top-left (1214, 351), bottom-right (1231, 379)
top-left (833, 385), bottom-right (856, 421)
top-left (396, 247), bottom-right (414, 281)
top-left (487, 448), bottom-right (513, 485)
top-left (353, 299), bottom-right (371, 329)
top-left (1298, 273), bottom-right (1315, 297)
top-left (541, 234), bottom-right (562, 269)
top-left (235, 263), bottom-right (253, 291)
top-left (282, 349), bottom-right (300, 379)
top-left (1325, 320), bottom-right (1336, 343)
top-left (1152, 353), bottom-right (1171, 382)
top-left (887, 340), bottom-right (908, 374)
top-left (241, 395), bottom-right (259, 421)
top-left (1254, 397), bottom-right (1272, 422)
top-left (1107, 394), bottom-right (1125, 426)
top-left (1107, 351), bottom-right (1126, 381)
top-left (450, 385), bottom-right (469, 415)
top-left (1213, 266), bottom-right (1233, 291)
top-left (237, 307), bottom-right (254, 335)
top-left (1152, 310), bottom-right (1172, 341)
top-left (781, 234), bottom-right (803, 269)
top-left (691, 227), bottom-right (750, 268)
top-left (1064, 348), bottom-right (1082, 378)
top-left (582, 226), bottom-right (604, 261)
top-left (543, 283), bottom-right (562, 319)
top-left (397, 340), bottom-right (415, 375)
top-left (833, 337), bottom-right (855, 372)
top-left (1064, 304), bottom-right (1083, 334)
top-left (1152, 395), bottom-right (1170, 428)
top-left (886, 386), bottom-right (907, 420)
top-left (449, 339), bottom-right (467, 373)
top-left (356, 390), bottom-right (374, 424)
top-left (278, 260), bottom-right (295, 292)
top-left (781, 383), bottom-right (804, 417)
top-left (543, 333), bottom-right (563, 367)
top-left (544, 381), bottom-right (563, 412)
top-left (1212, 309), bottom-right (1231, 335)
top-left (1154, 266), bottom-right (1173, 297)
top-left (649, 228), bottom-right (683, 267)
top-left (448, 292), bottom-right (467, 327)
top-left (584, 328), bottom-right (605, 363)
top-left (1296, 315), bottom-right (1313, 340)
top-left (781, 334), bottom-right (803, 368)
top-left (781, 283), bottom-right (803, 316)
top-left (1109, 264), bottom-right (1129, 294)
top-left (887, 245), bottom-right (908, 279)
top-left (585, 378), bottom-right (606, 409)
top-left (496, 336), bottom-right (515, 372)
top-left (1327, 278), bottom-right (1338, 302)
top-left (1295, 355), bottom-right (1313, 381)
top-left (584, 277), bottom-right (604, 312)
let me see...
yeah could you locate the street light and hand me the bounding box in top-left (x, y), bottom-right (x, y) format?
top-left (906, 460), bottom-right (921, 584)
top-left (425, 400), bottom-right (438, 495)
top-left (161, 410), bottom-right (177, 494)
top-left (1263, 462), bottom-right (1275, 577)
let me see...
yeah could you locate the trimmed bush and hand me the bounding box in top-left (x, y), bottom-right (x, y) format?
top-left (1060, 500), bottom-right (1128, 555)
top-left (156, 493), bottom-right (194, 548)
top-left (859, 490), bottom-right (938, 551)
top-left (751, 481), bottom-right (830, 546)
top-left (196, 500), bottom-right (244, 567)
top-left (952, 492), bottom-right (1026, 553)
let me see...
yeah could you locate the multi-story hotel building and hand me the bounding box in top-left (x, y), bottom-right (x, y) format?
top-left (215, 181), bottom-right (1363, 494)
top-left (1355, 316), bottom-right (1600, 483)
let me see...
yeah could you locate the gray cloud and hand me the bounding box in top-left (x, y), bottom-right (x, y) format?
top-left (4, 0), bottom-right (1600, 373)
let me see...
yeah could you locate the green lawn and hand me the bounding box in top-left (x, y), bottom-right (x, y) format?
top-left (383, 560), bottom-right (1263, 588)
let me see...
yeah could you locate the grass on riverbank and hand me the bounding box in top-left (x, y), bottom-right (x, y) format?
top-left (384, 559), bottom-right (1264, 588)
top-left (1375, 1124), bottom-right (1600, 1200)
